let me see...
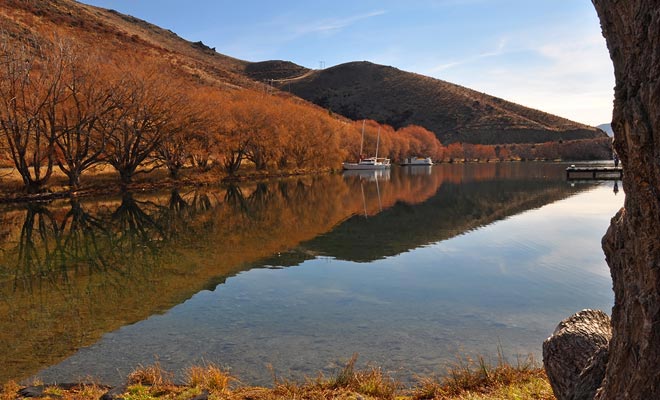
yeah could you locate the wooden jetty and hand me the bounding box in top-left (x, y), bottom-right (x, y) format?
top-left (566, 165), bottom-right (623, 180)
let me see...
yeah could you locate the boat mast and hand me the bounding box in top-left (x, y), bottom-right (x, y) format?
top-left (359, 120), bottom-right (365, 159)
top-left (375, 126), bottom-right (381, 159)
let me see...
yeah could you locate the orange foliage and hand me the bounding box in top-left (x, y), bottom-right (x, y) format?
top-left (0, 24), bottom-right (612, 195)
top-left (433, 138), bottom-right (611, 163)
top-left (0, 33), bottom-right (350, 189)
top-left (344, 120), bottom-right (443, 163)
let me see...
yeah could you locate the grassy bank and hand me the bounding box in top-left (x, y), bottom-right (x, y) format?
top-left (1, 356), bottom-right (555, 400)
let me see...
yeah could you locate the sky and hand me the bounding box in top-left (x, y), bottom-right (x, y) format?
top-left (80, 0), bottom-right (614, 126)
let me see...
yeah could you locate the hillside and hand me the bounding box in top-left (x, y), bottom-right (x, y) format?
top-left (598, 123), bottom-right (614, 136)
top-left (254, 60), bottom-right (606, 145)
top-left (1, 0), bottom-right (605, 149)
top-left (0, 0), bottom-right (253, 90)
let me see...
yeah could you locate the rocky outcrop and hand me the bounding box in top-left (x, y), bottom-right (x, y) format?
top-left (543, 310), bottom-right (611, 400)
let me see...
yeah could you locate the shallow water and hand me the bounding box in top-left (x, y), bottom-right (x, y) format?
top-left (0, 163), bottom-right (623, 385)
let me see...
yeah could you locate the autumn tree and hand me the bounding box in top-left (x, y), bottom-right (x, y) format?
top-left (212, 91), bottom-right (270, 174)
top-left (445, 142), bottom-right (464, 162)
top-left (0, 37), bottom-right (66, 193)
top-left (280, 102), bottom-right (343, 169)
top-left (53, 47), bottom-right (116, 188)
top-left (100, 68), bottom-right (179, 185)
top-left (396, 125), bottom-right (440, 160)
top-left (188, 88), bottom-right (225, 171)
top-left (243, 95), bottom-right (283, 170)
top-left (472, 144), bottom-right (496, 161)
top-left (154, 90), bottom-right (209, 178)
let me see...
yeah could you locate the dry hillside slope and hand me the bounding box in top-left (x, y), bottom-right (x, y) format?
top-left (257, 60), bottom-right (607, 145)
top-left (0, 0), bottom-right (254, 90)
top-left (2, 0), bottom-right (606, 147)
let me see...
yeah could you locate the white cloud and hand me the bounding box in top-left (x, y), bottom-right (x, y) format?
top-left (428, 37), bottom-right (509, 73)
top-left (422, 32), bottom-right (614, 125)
top-left (292, 10), bottom-right (387, 36)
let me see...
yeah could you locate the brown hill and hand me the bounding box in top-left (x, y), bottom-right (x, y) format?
top-left (245, 60), bottom-right (310, 81)
top-left (0, 0), bottom-right (254, 90)
top-left (257, 61), bottom-right (607, 145)
top-left (2, 0), bottom-right (605, 147)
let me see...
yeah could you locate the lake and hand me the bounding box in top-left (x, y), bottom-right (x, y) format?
top-left (0, 163), bottom-right (623, 386)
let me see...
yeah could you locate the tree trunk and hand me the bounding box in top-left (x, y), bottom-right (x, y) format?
top-left (168, 165), bottom-right (181, 179)
top-left (119, 169), bottom-right (134, 185)
top-left (68, 170), bottom-right (81, 190)
top-left (591, 1), bottom-right (660, 398)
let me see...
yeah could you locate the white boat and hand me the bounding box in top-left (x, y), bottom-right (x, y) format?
top-left (400, 156), bottom-right (433, 166)
top-left (343, 157), bottom-right (391, 170)
top-left (343, 122), bottom-right (391, 170)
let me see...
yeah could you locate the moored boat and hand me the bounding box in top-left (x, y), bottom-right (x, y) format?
top-left (343, 157), bottom-right (391, 170)
top-left (400, 156), bottom-right (433, 166)
top-left (342, 121), bottom-right (391, 170)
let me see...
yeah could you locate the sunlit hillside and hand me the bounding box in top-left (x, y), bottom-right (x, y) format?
top-left (252, 60), bottom-right (608, 145)
top-left (2, 0), bottom-right (607, 148)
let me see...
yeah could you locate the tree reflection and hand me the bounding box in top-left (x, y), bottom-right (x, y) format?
top-left (15, 204), bottom-right (60, 292)
top-left (56, 198), bottom-right (112, 275)
top-left (0, 164), bottom-right (594, 384)
top-left (224, 184), bottom-right (250, 216)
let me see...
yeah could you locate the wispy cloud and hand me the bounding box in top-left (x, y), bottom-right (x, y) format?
top-left (427, 32), bottom-right (614, 125)
top-left (292, 10), bottom-right (387, 36)
top-left (212, 9), bottom-right (387, 62)
top-left (427, 37), bottom-right (509, 73)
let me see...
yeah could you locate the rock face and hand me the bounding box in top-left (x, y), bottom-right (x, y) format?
top-left (543, 310), bottom-right (612, 400)
top-left (590, 1), bottom-right (660, 399)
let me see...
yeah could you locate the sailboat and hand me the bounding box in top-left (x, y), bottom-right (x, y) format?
top-left (342, 121), bottom-right (391, 170)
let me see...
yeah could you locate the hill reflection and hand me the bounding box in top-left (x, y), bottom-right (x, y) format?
top-left (0, 163), bottom-right (590, 383)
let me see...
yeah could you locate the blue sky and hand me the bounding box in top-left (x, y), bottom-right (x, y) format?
top-left (81, 0), bottom-right (614, 126)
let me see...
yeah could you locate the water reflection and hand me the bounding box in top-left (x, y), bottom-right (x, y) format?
top-left (0, 163), bottom-right (613, 384)
top-left (401, 165), bottom-right (433, 176)
top-left (342, 168), bottom-right (391, 181)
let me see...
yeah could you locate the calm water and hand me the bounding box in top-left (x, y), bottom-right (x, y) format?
top-left (0, 163), bottom-right (622, 385)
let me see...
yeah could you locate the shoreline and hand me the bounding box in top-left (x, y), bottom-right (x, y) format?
top-left (0, 159), bottom-right (615, 205)
top-left (0, 167), bottom-right (334, 205)
top-left (1, 358), bottom-right (554, 400)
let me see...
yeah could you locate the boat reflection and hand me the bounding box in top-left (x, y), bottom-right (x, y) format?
top-left (401, 165), bottom-right (433, 176)
top-left (342, 168), bottom-right (391, 181)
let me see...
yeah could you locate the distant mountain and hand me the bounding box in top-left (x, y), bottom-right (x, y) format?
top-left (3, 0), bottom-right (607, 147)
top-left (249, 60), bottom-right (607, 145)
top-left (598, 123), bottom-right (614, 137)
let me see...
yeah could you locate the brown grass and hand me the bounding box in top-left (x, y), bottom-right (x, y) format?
top-left (127, 361), bottom-right (173, 387)
top-left (0, 381), bottom-right (20, 400)
top-left (410, 353), bottom-right (553, 400)
top-left (321, 353), bottom-right (400, 399)
top-left (184, 363), bottom-right (234, 393)
top-left (0, 356), bottom-right (554, 400)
